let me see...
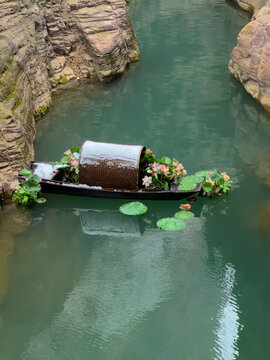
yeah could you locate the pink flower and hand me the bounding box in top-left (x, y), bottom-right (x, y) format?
top-left (69, 160), bottom-right (72, 164)
top-left (151, 173), bottom-right (154, 176)
top-left (172, 174), bottom-right (176, 178)
top-left (146, 149), bottom-right (152, 154)
top-left (221, 172), bottom-right (230, 181)
top-left (64, 149), bottom-right (72, 156)
top-left (180, 204), bottom-right (191, 211)
top-left (208, 172), bottom-right (212, 175)
top-left (53, 170), bottom-right (57, 174)
top-left (151, 163), bottom-right (160, 173)
top-left (160, 165), bottom-right (170, 176)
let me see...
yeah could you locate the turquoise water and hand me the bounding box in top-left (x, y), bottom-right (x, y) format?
top-left (1, 0), bottom-right (270, 359)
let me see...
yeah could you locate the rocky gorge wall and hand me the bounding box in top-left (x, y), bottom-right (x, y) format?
top-left (229, 0), bottom-right (270, 111)
top-left (0, 0), bottom-right (139, 199)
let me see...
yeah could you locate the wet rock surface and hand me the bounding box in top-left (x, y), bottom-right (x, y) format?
top-left (229, 0), bottom-right (270, 112)
top-left (0, 0), bottom-right (139, 198)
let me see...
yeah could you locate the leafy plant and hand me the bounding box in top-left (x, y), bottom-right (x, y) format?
top-left (119, 202), bottom-right (148, 216)
top-left (140, 149), bottom-right (187, 190)
top-left (178, 177), bottom-right (195, 191)
top-left (198, 170), bottom-right (232, 198)
top-left (175, 211), bottom-right (194, 220)
top-left (12, 169), bottom-right (46, 206)
top-left (157, 217), bottom-right (185, 231)
top-left (52, 147), bottom-right (80, 183)
top-left (177, 175), bottom-right (204, 191)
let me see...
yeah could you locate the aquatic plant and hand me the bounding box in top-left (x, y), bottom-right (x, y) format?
top-left (12, 169), bottom-right (46, 205)
top-left (175, 211), bottom-right (194, 220)
top-left (52, 146), bottom-right (80, 183)
top-left (179, 203), bottom-right (191, 211)
top-left (119, 201), bottom-right (148, 216)
top-left (196, 169), bottom-right (232, 198)
top-left (157, 217), bottom-right (185, 231)
top-left (177, 175), bottom-right (203, 191)
top-left (140, 149), bottom-right (186, 190)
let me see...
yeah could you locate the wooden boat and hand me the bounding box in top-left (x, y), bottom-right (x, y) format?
top-left (26, 141), bottom-right (203, 201)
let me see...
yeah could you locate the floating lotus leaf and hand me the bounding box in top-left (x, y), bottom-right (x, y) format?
top-left (119, 202), bottom-right (148, 216)
top-left (195, 170), bottom-right (215, 178)
top-left (156, 217), bottom-right (185, 231)
top-left (177, 182), bottom-right (197, 191)
top-left (37, 197), bottom-right (46, 204)
top-left (182, 175), bottom-right (204, 184)
top-left (175, 211), bottom-right (194, 220)
top-left (177, 175), bottom-right (204, 191)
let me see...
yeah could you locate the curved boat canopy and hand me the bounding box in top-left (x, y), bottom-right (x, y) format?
top-left (79, 140), bottom-right (145, 190)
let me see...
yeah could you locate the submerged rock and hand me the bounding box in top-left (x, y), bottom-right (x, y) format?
top-left (0, 0), bottom-right (139, 198)
top-left (229, 0), bottom-right (270, 112)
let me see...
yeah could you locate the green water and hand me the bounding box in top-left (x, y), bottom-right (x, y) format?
top-left (1, 0), bottom-right (270, 359)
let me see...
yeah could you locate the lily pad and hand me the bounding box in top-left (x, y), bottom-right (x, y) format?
top-left (37, 197), bottom-right (46, 204)
top-left (182, 175), bottom-right (204, 184)
top-left (156, 217), bottom-right (185, 231)
top-left (195, 170), bottom-right (215, 178)
top-left (175, 211), bottom-right (194, 220)
top-left (177, 175), bottom-right (204, 191)
top-left (119, 202), bottom-right (148, 216)
top-left (177, 182), bottom-right (197, 191)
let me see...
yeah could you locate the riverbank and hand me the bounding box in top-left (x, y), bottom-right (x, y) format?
top-left (229, 0), bottom-right (270, 111)
top-left (0, 0), bottom-right (139, 200)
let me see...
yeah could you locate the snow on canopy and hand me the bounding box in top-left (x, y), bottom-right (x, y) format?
top-left (79, 141), bottom-right (145, 190)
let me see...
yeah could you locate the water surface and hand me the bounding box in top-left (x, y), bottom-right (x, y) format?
top-left (1, 0), bottom-right (270, 359)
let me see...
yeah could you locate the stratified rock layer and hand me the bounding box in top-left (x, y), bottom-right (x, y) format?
top-left (0, 0), bottom-right (139, 198)
top-left (231, 0), bottom-right (267, 13)
top-left (229, 0), bottom-right (270, 111)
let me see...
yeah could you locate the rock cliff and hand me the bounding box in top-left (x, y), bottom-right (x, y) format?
top-left (229, 0), bottom-right (270, 111)
top-left (0, 0), bottom-right (139, 199)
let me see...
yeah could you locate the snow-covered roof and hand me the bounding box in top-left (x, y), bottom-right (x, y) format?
top-left (79, 140), bottom-right (145, 190)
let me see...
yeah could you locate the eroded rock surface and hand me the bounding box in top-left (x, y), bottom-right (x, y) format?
top-left (229, 0), bottom-right (270, 111)
top-left (231, 0), bottom-right (267, 13)
top-left (0, 0), bottom-right (139, 198)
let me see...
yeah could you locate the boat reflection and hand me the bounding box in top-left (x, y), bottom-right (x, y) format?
top-left (79, 209), bottom-right (142, 237)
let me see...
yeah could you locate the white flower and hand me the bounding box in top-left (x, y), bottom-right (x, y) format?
top-left (142, 176), bottom-right (152, 187)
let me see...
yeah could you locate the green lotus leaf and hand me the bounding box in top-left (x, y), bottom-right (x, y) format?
top-left (61, 156), bottom-right (70, 164)
top-left (37, 197), bottom-right (46, 204)
top-left (21, 169), bottom-right (32, 177)
top-left (119, 202), bottom-right (148, 216)
top-left (157, 217), bottom-right (185, 231)
top-left (174, 211), bottom-right (194, 220)
top-left (160, 156), bottom-right (172, 165)
top-left (71, 146), bottom-right (80, 154)
top-left (195, 170), bottom-right (216, 178)
top-left (181, 175), bottom-right (204, 184)
top-left (177, 182), bottom-right (197, 191)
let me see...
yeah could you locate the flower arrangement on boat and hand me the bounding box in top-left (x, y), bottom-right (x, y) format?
top-left (196, 169), bottom-right (232, 198)
top-left (52, 146), bottom-right (80, 183)
top-left (140, 148), bottom-right (187, 190)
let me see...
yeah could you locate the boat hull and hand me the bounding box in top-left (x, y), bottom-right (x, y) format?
top-left (40, 179), bottom-right (202, 201)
